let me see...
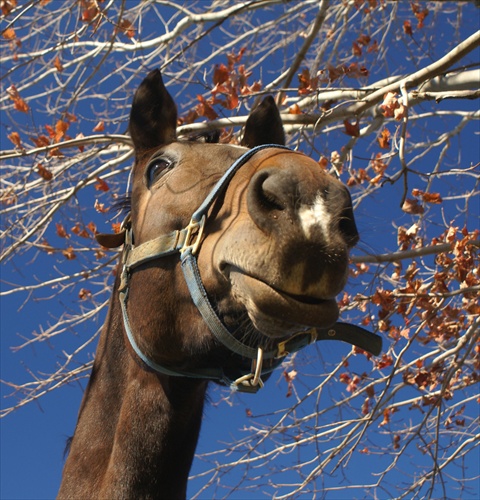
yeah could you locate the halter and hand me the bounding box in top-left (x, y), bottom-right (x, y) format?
top-left (114, 145), bottom-right (382, 393)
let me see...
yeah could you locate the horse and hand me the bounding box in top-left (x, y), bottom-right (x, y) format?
top-left (58, 69), bottom-right (381, 499)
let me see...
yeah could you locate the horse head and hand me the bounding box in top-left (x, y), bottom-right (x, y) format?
top-left (97, 69), bottom-right (380, 392)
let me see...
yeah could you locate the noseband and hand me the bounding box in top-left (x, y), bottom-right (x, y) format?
top-left (115, 145), bottom-right (382, 392)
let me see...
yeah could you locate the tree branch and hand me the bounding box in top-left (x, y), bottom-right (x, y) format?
top-left (352, 240), bottom-right (480, 264)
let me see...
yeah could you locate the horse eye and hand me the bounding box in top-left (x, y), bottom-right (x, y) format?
top-left (146, 158), bottom-right (173, 186)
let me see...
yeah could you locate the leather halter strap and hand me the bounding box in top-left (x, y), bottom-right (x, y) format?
top-left (115, 144), bottom-right (382, 392)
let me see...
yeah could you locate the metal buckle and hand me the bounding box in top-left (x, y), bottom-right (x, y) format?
top-left (119, 222), bottom-right (134, 293)
top-left (118, 266), bottom-right (127, 293)
top-left (276, 328), bottom-right (318, 358)
top-left (120, 213), bottom-right (131, 231)
top-left (233, 347), bottom-right (265, 393)
top-left (180, 215), bottom-right (206, 256)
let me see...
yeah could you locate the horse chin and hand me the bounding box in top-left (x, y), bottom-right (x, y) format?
top-left (227, 267), bottom-right (339, 339)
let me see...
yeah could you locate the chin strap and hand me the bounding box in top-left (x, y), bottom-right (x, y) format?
top-left (100, 145), bottom-right (383, 393)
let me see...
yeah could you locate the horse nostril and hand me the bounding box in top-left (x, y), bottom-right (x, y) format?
top-left (249, 170), bottom-right (286, 215)
top-left (248, 169), bottom-right (291, 231)
top-left (322, 183), bottom-right (359, 247)
top-left (337, 197), bottom-right (359, 246)
top-left (260, 178), bottom-right (285, 212)
top-left (339, 215), bottom-right (360, 246)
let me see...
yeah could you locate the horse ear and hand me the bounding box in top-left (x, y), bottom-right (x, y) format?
top-left (129, 69), bottom-right (177, 151)
top-left (241, 96), bottom-right (285, 147)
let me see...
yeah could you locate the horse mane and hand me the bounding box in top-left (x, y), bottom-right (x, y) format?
top-left (185, 129), bottom-right (221, 144)
top-left (63, 436), bottom-right (73, 461)
top-left (111, 194), bottom-right (132, 216)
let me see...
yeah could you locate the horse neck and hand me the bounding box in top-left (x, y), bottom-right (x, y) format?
top-left (58, 271), bottom-right (208, 500)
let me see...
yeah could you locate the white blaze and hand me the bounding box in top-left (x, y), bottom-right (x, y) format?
top-left (298, 193), bottom-right (331, 239)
